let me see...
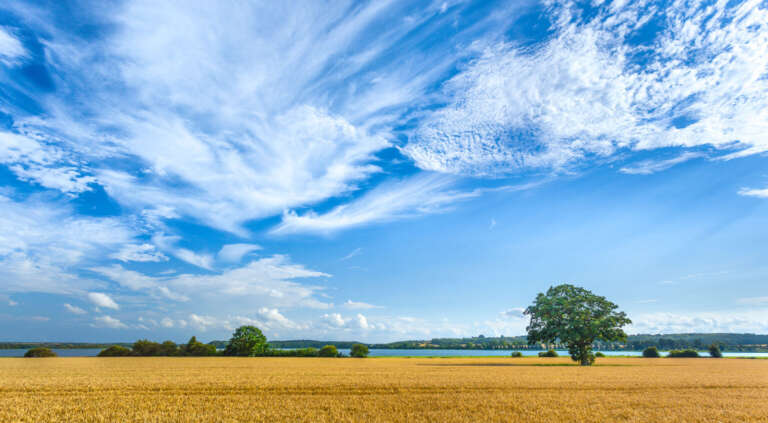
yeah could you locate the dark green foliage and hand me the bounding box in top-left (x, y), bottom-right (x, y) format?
top-left (510, 351), bottom-right (523, 357)
top-left (261, 340), bottom-right (360, 349)
top-left (525, 284), bottom-right (632, 366)
top-left (183, 336), bottom-right (217, 356)
top-left (594, 351), bottom-right (606, 358)
top-left (24, 347), bottom-right (57, 357)
top-left (642, 346), bottom-right (661, 358)
top-left (538, 349), bottom-right (558, 357)
top-left (668, 349), bottom-right (700, 358)
top-left (350, 343), bottom-right (369, 358)
top-left (708, 343), bottom-right (722, 358)
top-left (266, 347), bottom-right (319, 357)
top-left (98, 345), bottom-right (133, 357)
top-left (131, 339), bottom-right (179, 356)
top-left (318, 345), bottom-right (339, 357)
top-left (224, 326), bottom-right (269, 356)
top-left (97, 337), bottom-right (215, 357)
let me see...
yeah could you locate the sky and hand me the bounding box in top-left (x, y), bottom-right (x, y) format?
top-left (1, 0), bottom-right (768, 343)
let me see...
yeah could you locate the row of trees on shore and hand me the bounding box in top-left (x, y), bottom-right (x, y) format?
top-left (92, 326), bottom-right (370, 358)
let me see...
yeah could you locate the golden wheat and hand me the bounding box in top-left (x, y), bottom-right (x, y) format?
top-left (1, 356), bottom-right (767, 422)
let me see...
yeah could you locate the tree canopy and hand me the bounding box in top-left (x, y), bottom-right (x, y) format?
top-left (525, 284), bottom-right (631, 365)
top-left (350, 343), bottom-right (369, 358)
top-left (224, 326), bottom-right (269, 356)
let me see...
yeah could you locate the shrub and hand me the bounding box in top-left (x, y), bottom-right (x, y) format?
top-left (24, 347), bottom-right (57, 358)
top-left (595, 352), bottom-right (606, 358)
top-left (296, 347), bottom-right (319, 357)
top-left (350, 344), bottom-right (369, 358)
top-left (708, 343), bottom-right (723, 358)
top-left (510, 351), bottom-right (523, 358)
top-left (183, 336), bottom-right (217, 356)
top-left (668, 349), bottom-right (699, 358)
top-left (98, 345), bottom-right (133, 357)
top-left (642, 346), bottom-right (661, 358)
top-left (538, 349), bottom-right (558, 357)
top-left (319, 345), bottom-right (339, 357)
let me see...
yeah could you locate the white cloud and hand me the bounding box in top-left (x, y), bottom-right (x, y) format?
top-left (188, 314), bottom-right (220, 331)
top-left (8, 300), bottom-right (17, 306)
top-left (110, 244), bottom-right (168, 263)
top-left (343, 300), bottom-right (383, 310)
top-left (160, 317), bottom-right (174, 328)
top-left (93, 255), bottom-right (330, 310)
top-left (87, 292), bottom-right (119, 310)
top-left (404, 1), bottom-right (768, 176)
top-left (501, 307), bottom-right (526, 318)
top-left (89, 265), bottom-right (188, 301)
top-left (217, 243), bottom-right (262, 264)
top-left (628, 310), bottom-right (768, 334)
top-left (321, 313), bottom-right (347, 328)
top-left (257, 307), bottom-right (301, 330)
top-left (0, 26), bottom-right (26, 65)
top-left (273, 174), bottom-right (480, 235)
top-left (173, 248), bottom-right (214, 270)
top-left (619, 152), bottom-right (705, 175)
top-left (92, 315), bottom-right (127, 329)
top-left (151, 233), bottom-right (213, 270)
top-left (0, 132), bottom-right (96, 194)
top-left (64, 303), bottom-right (87, 315)
top-left (738, 187), bottom-right (768, 198)
top-left (0, 195), bottom-right (136, 294)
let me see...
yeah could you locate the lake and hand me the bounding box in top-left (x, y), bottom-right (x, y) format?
top-left (2, 348), bottom-right (768, 358)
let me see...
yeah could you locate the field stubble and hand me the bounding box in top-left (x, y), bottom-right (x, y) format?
top-left (1, 357), bottom-right (767, 422)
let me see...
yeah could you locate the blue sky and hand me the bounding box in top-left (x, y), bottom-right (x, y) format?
top-left (1, 0), bottom-right (768, 343)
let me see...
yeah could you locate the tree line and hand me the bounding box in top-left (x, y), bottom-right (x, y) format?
top-left (93, 326), bottom-right (369, 358)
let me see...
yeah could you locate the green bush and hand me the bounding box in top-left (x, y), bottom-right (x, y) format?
top-left (319, 345), bottom-right (339, 357)
top-left (98, 345), bottom-right (133, 357)
top-left (183, 336), bottom-right (217, 356)
top-left (24, 347), bottom-right (57, 358)
top-left (668, 349), bottom-right (699, 358)
top-left (708, 343), bottom-right (723, 358)
top-left (642, 346), bottom-right (661, 358)
top-left (350, 344), bottom-right (369, 358)
top-left (510, 351), bottom-right (523, 358)
top-left (538, 349), bottom-right (558, 357)
top-left (594, 351), bottom-right (606, 358)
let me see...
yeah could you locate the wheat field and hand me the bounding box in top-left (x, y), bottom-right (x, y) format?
top-left (1, 356), bottom-right (767, 422)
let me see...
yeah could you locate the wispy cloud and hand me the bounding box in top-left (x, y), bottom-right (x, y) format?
top-left (343, 300), bottom-right (383, 310)
top-left (272, 174), bottom-right (479, 235)
top-left (404, 1), bottom-right (768, 176)
top-left (110, 244), bottom-right (168, 263)
top-left (217, 244), bottom-right (262, 264)
top-left (620, 152), bottom-right (705, 175)
top-left (0, 26), bottom-right (27, 65)
top-left (340, 248), bottom-right (362, 261)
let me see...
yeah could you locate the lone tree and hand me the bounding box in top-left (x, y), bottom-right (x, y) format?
top-left (224, 325), bottom-right (269, 356)
top-left (525, 284), bottom-right (631, 366)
